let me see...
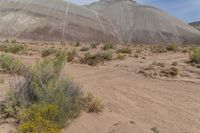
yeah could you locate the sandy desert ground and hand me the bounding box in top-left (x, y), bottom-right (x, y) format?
top-left (0, 42), bottom-right (200, 133)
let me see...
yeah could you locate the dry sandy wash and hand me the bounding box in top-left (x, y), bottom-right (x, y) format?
top-left (0, 43), bottom-right (200, 133)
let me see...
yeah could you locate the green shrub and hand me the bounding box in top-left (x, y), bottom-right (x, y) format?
top-left (166, 44), bottom-right (178, 51)
top-left (102, 43), bottom-right (115, 50)
top-left (18, 104), bottom-right (61, 133)
top-left (2, 56), bottom-right (83, 124)
top-left (189, 47), bottom-right (200, 64)
top-left (41, 48), bottom-right (57, 57)
top-left (0, 54), bottom-right (24, 75)
top-left (80, 47), bottom-right (89, 52)
top-left (0, 44), bottom-right (25, 54)
top-left (116, 47), bottom-right (132, 54)
top-left (67, 49), bottom-right (77, 62)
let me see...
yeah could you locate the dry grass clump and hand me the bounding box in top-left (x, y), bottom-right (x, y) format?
top-left (0, 43), bottom-right (25, 54)
top-left (160, 67), bottom-right (178, 77)
top-left (139, 61), bottom-right (179, 78)
top-left (0, 54), bottom-right (24, 75)
top-left (117, 53), bottom-right (126, 60)
top-left (83, 93), bottom-right (104, 113)
top-left (189, 47), bottom-right (200, 65)
top-left (116, 47), bottom-right (132, 54)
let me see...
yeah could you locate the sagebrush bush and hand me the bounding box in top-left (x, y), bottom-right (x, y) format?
top-left (0, 44), bottom-right (25, 54)
top-left (189, 47), bottom-right (200, 64)
top-left (67, 49), bottom-right (77, 62)
top-left (116, 47), bottom-right (132, 54)
top-left (0, 54), bottom-right (24, 75)
top-left (1, 54), bottom-right (103, 132)
top-left (102, 43), bottom-right (115, 50)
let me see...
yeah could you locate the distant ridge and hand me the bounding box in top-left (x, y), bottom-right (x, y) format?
top-left (86, 0), bottom-right (200, 45)
top-left (0, 0), bottom-right (200, 45)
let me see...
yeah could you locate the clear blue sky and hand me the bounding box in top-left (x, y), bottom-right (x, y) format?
top-left (69, 0), bottom-right (200, 23)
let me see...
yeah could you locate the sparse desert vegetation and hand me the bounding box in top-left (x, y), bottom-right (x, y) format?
top-left (0, 41), bottom-right (200, 133)
top-left (0, 43), bottom-right (25, 54)
top-left (1, 0), bottom-right (200, 132)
